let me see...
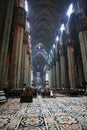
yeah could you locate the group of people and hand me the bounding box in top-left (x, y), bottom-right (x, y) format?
top-left (22, 86), bottom-right (55, 98)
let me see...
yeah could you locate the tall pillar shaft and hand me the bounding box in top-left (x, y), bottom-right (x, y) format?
top-left (65, 35), bottom-right (76, 88)
top-left (23, 44), bottom-right (27, 87)
top-left (51, 63), bottom-right (54, 88)
top-left (79, 32), bottom-right (87, 82)
top-left (56, 60), bottom-right (61, 88)
top-left (0, 0), bottom-right (14, 89)
top-left (68, 49), bottom-right (76, 88)
top-left (77, 13), bottom-right (87, 85)
top-left (52, 63), bottom-right (56, 88)
top-left (77, 57), bottom-right (84, 85)
top-left (54, 63), bottom-right (56, 88)
top-left (10, 1), bottom-right (26, 88)
top-left (50, 66), bottom-right (53, 88)
top-left (28, 64), bottom-right (30, 87)
top-left (59, 45), bottom-right (66, 88)
top-left (16, 28), bottom-right (24, 88)
top-left (76, 0), bottom-right (87, 87)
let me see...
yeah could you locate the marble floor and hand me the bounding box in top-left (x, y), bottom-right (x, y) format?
top-left (0, 95), bottom-right (87, 130)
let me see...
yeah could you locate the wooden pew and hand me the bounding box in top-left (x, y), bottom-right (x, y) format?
top-left (20, 91), bottom-right (33, 103)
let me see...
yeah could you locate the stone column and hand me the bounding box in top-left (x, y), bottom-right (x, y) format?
top-left (28, 35), bottom-right (32, 88)
top-left (10, 1), bottom-right (26, 88)
top-left (76, 57), bottom-right (85, 85)
top-left (26, 46), bottom-right (31, 87)
top-left (28, 62), bottom-right (31, 87)
top-left (54, 62), bottom-right (56, 88)
top-left (52, 49), bottom-right (56, 88)
top-left (77, 13), bottom-right (87, 86)
top-left (75, 0), bottom-right (87, 87)
top-left (55, 43), bottom-right (61, 89)
top-left (0, 0), bottom-right (14, 90)
top-left (52, 62), bottom-right (55, 88)
top-left (48, 65), bottom-right (51, 88)
top-left (24, 45), bottom-right (27, 87)
top-left (65, 35), bottom-right (76, 89)
top-left (50, 62), bottom-right (53, 88)
top-left (20, 45), bottom-right (24, 88)
top-left (21, 43), bottom-right (26, 88)
top-left (56, 58), bottom-right (61, 89)
top-left (59, 45), bottom-right (66, 89)
top-left (21, 31), bottom-right (28, 88)
top-left (25, 50), bottom-right (29, 87)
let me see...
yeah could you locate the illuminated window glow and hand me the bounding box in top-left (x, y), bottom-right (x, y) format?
top-left (66, 4), bottom-right (73, 18)
top-left (60, 24), bottom-right (65, 32)
top-left (38, 46), bottom-right (40, 49)
top-left (53, 44), bottom-right (55, 48)
top-left (25, 0), bottom-right (28, 12)
top-left (71, 48), bottom-right (74, 52)
top-left (51, 49), bottom-right (52, 54)
top-left (46, 73), bottom-right (48, 80)
top-left (49, 54), bottom-right (50, 57)
top-left (56, 35), bottom-right (59, 42)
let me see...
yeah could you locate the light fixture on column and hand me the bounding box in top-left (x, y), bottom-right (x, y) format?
top-left (49, 54), bottom-right (50, 58)
top-left (60, 24), bottom-right (65, 32)
top-left (56, 35), bottom-right (59, 42)
top-left (53, 44), bottom-right (55, 49)
top-left (38, 46), bottom-right (41, 49)
top-left (66, 4), bottom-right (73, 18)
top-left (59, 24), bottom-right (65, 45)
top-left (51, 49), bottom-right (53, 54)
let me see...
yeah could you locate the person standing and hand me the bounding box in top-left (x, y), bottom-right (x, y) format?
top-left (50, 89), bottom-right (54, 98)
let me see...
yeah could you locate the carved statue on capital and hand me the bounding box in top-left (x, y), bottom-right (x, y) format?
top-left (76, 13), bottom-right (87, 32)
top-left (50, 61), bottom-right (53, 68)
top-left (47, 64), bottom-right (51, 70)
top-left (59, 45), bottom-right (64, 55)
top-left (52, 58), bottom-right (56, 66)
top-left (65, 34), bottom-right (73, 47)
top-left (55, 54), bottom-right (60, 62)
top-left (15, 7), bottom-right (26, 28)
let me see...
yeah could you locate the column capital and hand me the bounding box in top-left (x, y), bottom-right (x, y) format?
top-left (76, 13), bottom-right (87, 32)
top-left (15, 6), bottom-right (26, 29)
top-left (65, 34), bottom-right (73, 47)
top-left (50, 61), bottom-right (53, 68)
top-left (47, 64), bottom-right (51, 70)
top-left (55, 54), bottom-right (60, 62)
top-left (59, 45), bottom-right (64, 55)
top-left (52, 59), bottom-right (55, 65)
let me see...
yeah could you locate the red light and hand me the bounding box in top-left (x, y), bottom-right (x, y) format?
top-left (71, 48), bottom-right (74, 52)
top-left (85, 30), bottom-right (87, 33)
top-left (85, 17), bottom-right (87, 23)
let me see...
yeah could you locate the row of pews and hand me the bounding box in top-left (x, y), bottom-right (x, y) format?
top-left (2, 88), bottom-right (37, 103)
top-left (0, 87), bottom-right (87, 104)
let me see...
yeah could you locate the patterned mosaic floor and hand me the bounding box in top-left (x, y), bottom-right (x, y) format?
top-left (0, 95), bottom-right (87, 130)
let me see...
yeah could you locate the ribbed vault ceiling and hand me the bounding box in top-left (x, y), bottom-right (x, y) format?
top-left (28, 0), bottom-right (71, 52)
top-left (27, 0), bottom-right (72, 73)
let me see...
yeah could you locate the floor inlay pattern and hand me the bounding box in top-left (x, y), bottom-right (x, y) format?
top-left (0, 96), bottom-right (87, 130)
